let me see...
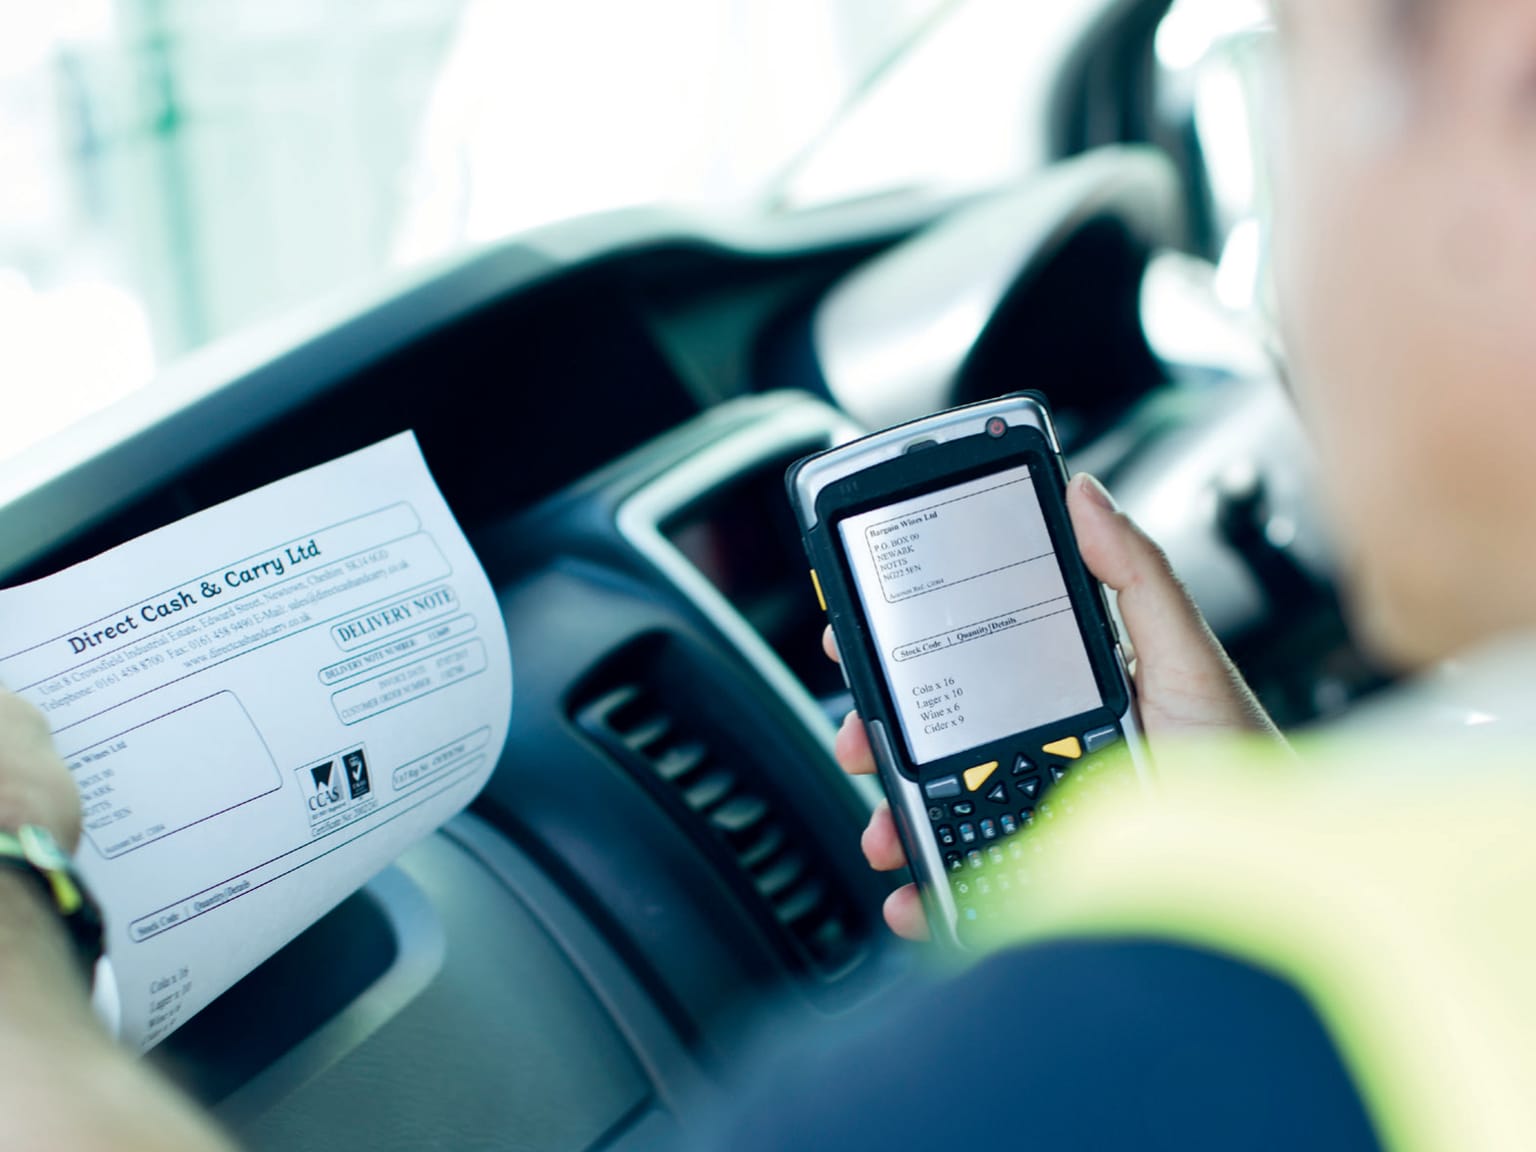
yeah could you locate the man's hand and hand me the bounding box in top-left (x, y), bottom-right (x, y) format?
top-left (0, 690), bottom-right (237, 1152)
top-left (829, 473), bottom-right (1281, 941)
top-left (0, 691), bottom-right (84, 850)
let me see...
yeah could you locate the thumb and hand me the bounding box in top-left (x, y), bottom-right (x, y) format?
top-left (1067, 473), bottom-right (1274, 736)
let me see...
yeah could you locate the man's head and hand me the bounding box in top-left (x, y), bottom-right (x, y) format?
top-left (1271, 0), bottom-right (1536, 669)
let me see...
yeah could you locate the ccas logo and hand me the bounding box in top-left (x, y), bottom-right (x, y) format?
top-left (297, 747), bottom-right (376, 833)
top-left (308, 760), bottom-right (342, 809)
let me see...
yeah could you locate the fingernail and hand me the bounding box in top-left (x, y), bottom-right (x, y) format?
top-left (1077, 473), bottom-right (1118, 512)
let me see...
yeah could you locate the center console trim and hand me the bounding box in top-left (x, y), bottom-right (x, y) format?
top-left (614, 396), bottom-right (876, 806)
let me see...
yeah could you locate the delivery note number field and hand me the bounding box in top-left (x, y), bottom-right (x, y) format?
top-left (861, 478), bottom-right (1053, 604)
top-left (331, 638), bottom-right (488, 725)
top-left (66, 692), bottom-right (280, 858)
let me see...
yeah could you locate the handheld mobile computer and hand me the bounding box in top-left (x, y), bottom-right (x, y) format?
top-left (787, 393), bottom-right (1148, 946)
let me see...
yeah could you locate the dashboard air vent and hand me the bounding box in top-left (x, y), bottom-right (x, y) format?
top-left (574, 642), bottom-right (863, 979)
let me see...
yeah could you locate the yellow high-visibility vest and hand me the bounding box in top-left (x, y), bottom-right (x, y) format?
top-left (982, 737), bottom-right (1536, 1152)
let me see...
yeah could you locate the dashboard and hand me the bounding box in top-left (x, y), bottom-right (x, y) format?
top-left (132, 386), bottom-right (904, 1150)
top-left (3, 206), bottom-right (928, 1151)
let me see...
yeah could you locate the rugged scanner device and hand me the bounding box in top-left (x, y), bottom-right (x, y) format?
top-left (788, 393), bottom-right (1148, 946)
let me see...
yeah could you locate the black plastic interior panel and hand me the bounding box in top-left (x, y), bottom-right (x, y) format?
top-left (150, 885), bottom-right (400, 1106)
top-left (477, 562), bottom-right (891, 1059)
top-left (660, 449), bottom-right (841, 698)
top-left (8, 230), bottom-right (911, 590)
top-left (482, 392), bottom-right (832, 588)
top-left (957, 216), bottom-right (1164, 443)
top-left (218, 828), bottom-right (657, 1152)
top-left (617, 242), bottom-right (899, 409)
top-left (11, 269), bottom-right (699, 585)
top-left (445, 393), bottom-right (900, 1056)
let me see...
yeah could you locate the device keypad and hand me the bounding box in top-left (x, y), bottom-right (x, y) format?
top-left (925, 724), bottom-right (1127, 937)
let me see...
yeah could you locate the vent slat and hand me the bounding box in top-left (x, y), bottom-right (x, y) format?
top-left (754, 852), bottom-right (807, 900)
top-left (622, 715), bottom-right (673, 754)
top-left (805, 915), bottom-right (850, 962)
top-left (682, 770), bottom-right (734, 812)
top-left (774, 879), bottom-right (827, 927)
top-left (653, 741), bottom-right (707, 783)
top-left (733, 823), bottom-right (785, 870)
top-left (582, 684), bottom-right (643, 727)
top-left (709, 794), bottom-right (769, 837)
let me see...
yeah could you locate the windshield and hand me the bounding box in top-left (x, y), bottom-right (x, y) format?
top-left (1, 0), bottom-right (1102, 464)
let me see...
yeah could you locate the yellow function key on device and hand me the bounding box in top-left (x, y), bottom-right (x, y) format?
top-left (1042, 737), bottom-right (1083, 761)
top-left (963, 761), bottom-right (1000, 792)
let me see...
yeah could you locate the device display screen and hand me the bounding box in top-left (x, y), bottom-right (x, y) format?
top-left (837, 464), bottom-right (1103, 765)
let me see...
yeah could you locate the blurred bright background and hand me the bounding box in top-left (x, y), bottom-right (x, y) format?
top-left (0, 0), bottom-right (1266, 464)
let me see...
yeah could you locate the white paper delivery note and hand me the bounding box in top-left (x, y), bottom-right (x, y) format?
top-left (0, 433), bottom-right (512, 1051)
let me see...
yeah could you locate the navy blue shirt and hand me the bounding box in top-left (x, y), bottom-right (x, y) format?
top-left (700, 940), bottom-right (1382, 1151)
